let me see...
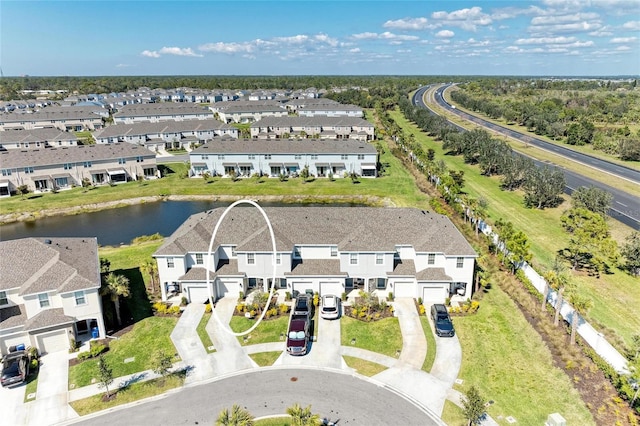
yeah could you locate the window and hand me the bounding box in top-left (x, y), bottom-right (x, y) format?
top-left (201, 155), bottom-right (209, 160)
top-left (0, 291), bottom-right (7, 306)
top-left (218, 154), bottom-right (225, 160)
top-left (276, 253), bottom-right (281, 265)
top-left (167, 258), bottom-right (174, 268)
top-left (341, 154), bottom-right (348, 160)
top-left (196, 253), bottom-right (203, 265)
top-left (248, 154), bottom-right (255, 160)
top-left (350, 253), bottom-right (358, 265)
top-left (376, 253), bottom-right (384, 265)
top-left (38, 293), bottom-right (50, 308)
top-left (247, 253), bottom-right (255, 265)
top-left (231, 246), bottom-right (237, 257)
top-left (1, 169), bottom-right (11, 176)
top-left (357, 154), bottom-right (365, 160)
top-left (83, 161), bottom-right (92, 168)
top-left (330, 246), bottom-right (338, 257)
top-left (136, 156), bottom-right (144, 163)
top-left (74, 291), bottom-right (86, 305)
top-left (376, 278), bottom-right (387, 289)
top-left (118, 158), bottom-right (126, 164)
top-left (24, 167), bottom-right (34, 174)
top-left (293, 246), bottom-right (301, 258)
top-left (428, 253), bottom-right (435, 265)
top-left (294, 154), bottom-right (302, 160)
top-left (63, 163), bottom-right (74, 170)
top-left (456, 257), bottom-right (464, 268)
top-left (310, 154), bottom-right (318, 160)
top-left (264, 154), bottom-right (272, 160)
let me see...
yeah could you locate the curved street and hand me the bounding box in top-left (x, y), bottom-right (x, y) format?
top-left (412, 85), bottom-right (640, 229)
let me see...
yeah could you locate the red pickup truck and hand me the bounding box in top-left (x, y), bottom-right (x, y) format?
top-left (286, 314), bottom-right (310, 356)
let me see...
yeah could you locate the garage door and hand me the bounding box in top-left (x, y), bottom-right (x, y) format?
top-left (36, 330), bottom-right (68, 355)
top-left (217, 280), bottom-right (239, 298)
top-left (394, 282), bottom-right (415, 298)
top-left (187, 286), bottom-right (210, 304)
top-left (422, 286), bottom-right (447, 304)
top-left (1, 335), bottom-right (29, 354)
top-left (292, 282), bottom-right (312, 295)
top-left (320, 282), bottom-right (342, 297)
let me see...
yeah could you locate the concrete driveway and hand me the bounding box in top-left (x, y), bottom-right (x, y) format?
top-left (26, 350), bottom-right (75, 426)
top-left (1, 378), bottom-right (28, 425)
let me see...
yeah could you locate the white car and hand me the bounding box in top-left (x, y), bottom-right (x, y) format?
top-left (320, 295), bottom-right (340, 320)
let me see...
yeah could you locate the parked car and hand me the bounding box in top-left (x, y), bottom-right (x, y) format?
top-left (1, 350), bottom-right (29, 387)
top-left (286, 315), bottom-right (310, 356)
top-left (293, 294), bottom-right (311, 317)
top-left (430, 304), bottom-right (455, 337)
top-left (320, 295), bottom-right (340, 320)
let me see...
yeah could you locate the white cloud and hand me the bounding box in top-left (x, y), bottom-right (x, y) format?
top-left (383, 17), bottom-right (433, 30)
top-left (159, 47), bottom-right (203, 57)
top-left (141, 50), bottom-right (160, 58)
top-left (349, 48), bottom-right (360, 53)
top-left (531, 12), bottom-right (599, 26)
top-left (352, 31), bottom-right (419, 41)
top-left (198, 42), bottom-right (255, 54)
top-left (431, 7), bottom-right (492, 31)
top-left (273, 35), bottom-right (308, 44)
top-left (352, 32), bottom-right (379, 40)
top-left (314, 34), bottom-right (339, 47)
top-left (622, 20), bottom-right (640, 30)
top-left (115, 63), bottom-right (131, 68)
top-left (515, 36), bottom-right (576, 45)
top-left (615, 45), bottom-right (632, 51)
top-left (436, 30), bottom-right (455, 38)
top-left (611, 37), bottom-right (638, 43)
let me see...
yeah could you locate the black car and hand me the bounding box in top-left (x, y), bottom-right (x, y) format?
top-left (430, 304), bottom-right (455, 337)
top-left (293, 295), bottom-right (311, 317)
top-left (1, 350), bottom-right (29, 387)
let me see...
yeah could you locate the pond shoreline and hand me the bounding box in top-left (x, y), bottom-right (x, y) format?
top-left (0, 194), bottom-right (393, 225)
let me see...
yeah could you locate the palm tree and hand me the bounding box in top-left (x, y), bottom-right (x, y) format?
top-left (101, 272), bottom-right (130, 326)
top-left (287, 403), bottom-right (320, 426)
top-left (216, 405), bottom-right (254, 426)
top-left (140, 259), bottom-right (159, 293)
top-left (543, 268), bottom-right (571, 327)
top-left (568, 291), bottom-right (593, 345)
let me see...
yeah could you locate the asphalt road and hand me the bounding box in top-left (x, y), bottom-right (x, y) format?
top-left (412, 85), bottom-right (640, 229)
top-left (72, 368), bottom-right (442, 426)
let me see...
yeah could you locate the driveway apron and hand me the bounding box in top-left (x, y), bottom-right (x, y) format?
top-left (26, 351), bottom-right (70, 426)
top-left (171, 303), bottom-right (213, 383)
top-left (206, 297), bottom-right (254, 375)
top-left (393, 298), bottom-right (427, 369)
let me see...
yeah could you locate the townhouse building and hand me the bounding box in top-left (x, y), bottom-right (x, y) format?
top-left (0, 237), bottom-right (106, 355)
top-left (113, 104), bottom-right (213, 124)
top-left (0, 128), bottom-right (79, 151)
top-left (298, 103), bottom-right (364, 118)
top-left (250, 117), bottom-right (375, 141)
top-left (0, 143), bottom-right (157, 196)
top-left (0, 106), bottom-right (107, 131)
top-left (189, 138), bottom-right (378, 179)
top-left (153, 207), bottom-right (477, 305)
top-left (93, 119), bottom-right (238, 151)
top-left (210, 101), bottom-right (288, 124)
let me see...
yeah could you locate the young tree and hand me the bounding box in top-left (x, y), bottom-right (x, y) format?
top-left (99, 258), bottom-right (111, 274)
top-left (571, 186), bottom-right (613, 217)
top-left (505, 229), bottom-right (532, 274)
top-left (621, 232), bottom-right (640, 276)
top-left (544, 268), bottom-right (572, 327)
top-left (151, 350), bottom-right (173, 385)
top-left (101, 273), bottom-right (131, 326)
top-left (461, 385), bottom-right (486, 426)
top-left (286, 403), bottom-right (320, 426)
top-left (97, 355), bottom-right (114, 399)
top-left (561, 207), bottom-right (619, 275)
top-left (140, 259), bottom-right (159, 293)
top-left (568, 290), bottom-right (593, 345)
top-left (216, 405), bottom-right (254, 426)
top-left (16, 184), bottom-right (30, 199)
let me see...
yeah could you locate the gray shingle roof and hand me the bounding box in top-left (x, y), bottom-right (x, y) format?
top-left (250, 116), bottom-right (373, 129)
top-left (95, 118), bottom-right (234, 139)
top-left (23, 308), bottom-right (75, 331)
top-left (0, 128), bottom-right (78, 144)
top-left (113, 104), bottom-right (211, 118)
top-left (191, 138), bottom-right (377, 155)
top-left (0, 305), bottom-right (27, 330)
top-left (285, 259), bottom-right (347, 276)
top-left (154, 207), bottom-right (477, 257)
top-left (416, 268), bottom-right (452, 281)
top-left (0, 143), bottom-right (155, 168)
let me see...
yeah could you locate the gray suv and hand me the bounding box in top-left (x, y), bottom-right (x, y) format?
top-left (430, 304), bottom-right (455, 337)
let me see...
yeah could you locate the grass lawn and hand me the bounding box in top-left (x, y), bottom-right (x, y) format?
top-left (255, 418), bottom-right (292, 426)
top-left (420, 317), bottom-right (437, 373)
top-left (69, 373), bottom-right (184, 416)
top-left (98, 238), bottom-right (164, 270)
top-left (389, 108), bottom-right (640, 350)
top-left (230, 316), bottom-right (288, 346)
top-left (68, 316), bottom-right (178, 389)
top-left (23, 369), bottom-right (39, 403)
top-left (340, 316), bottom-right (402, 358)
top-left (441, 400), bottom-right (467, 426)
top-left (197, 312), bottom-right (216, 353)
top-left (454, 284), bottom-right (594, 425)
top-left (249, 351), bottom-right (282, 367)
top-left (0, 142), bottom-right (429, 219)
top-left (342, 355), bottom-right (388, 377)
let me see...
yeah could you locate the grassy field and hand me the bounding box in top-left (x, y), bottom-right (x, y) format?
top-left (340, 316), bottom-right (402, 358)
top-left (0, 142), bottom-right (429, 220)
top-left (342, 355), bottom-right (388, 377)
top-left (69, 373), bottom-right (184, 416)
top-left (249, 351), bottom-right (282, 367)
top-left (230, 316), bottom-right (288, 345)
top-left (441, 400), bottom-right (467, 426)
top-left (68, 316), bottom-right (178, 389)
top-left (255, 418), bottom-right (292, 426)
top-left (389, 109), bottom-right (640, 350)
top-left (197, 312), bottom-right (216, 353)
top-left (453, 284), bottom-right (594, 425)
top-left (420, 317), bottom-right (437, 372)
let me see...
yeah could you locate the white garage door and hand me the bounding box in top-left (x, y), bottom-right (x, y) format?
top-left (187, 286), bottom-right (210, 304)
top-left (37, 330), bottom-right (68, 354)
top-left (320, 282), bottom-right (342, 297)
top-left (217, 280), bottom-right (239, 298)
top-left (1, 335), bottom-right (29, 354)
top-left (394, 282), bottom-right (415, 298)
top-left (292, 282), bottom-right (312, 295)
top-left (422, 286), bottom-right (447, 304)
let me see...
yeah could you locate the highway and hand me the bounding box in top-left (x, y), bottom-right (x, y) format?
top-left (412, 85), bottom-right (640, 230)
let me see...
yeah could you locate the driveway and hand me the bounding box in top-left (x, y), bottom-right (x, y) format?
top-left (26, 350), bottom-right (75, 425)
top-left (170, 303), bottom-right (213, 383)
top-left (1, 378), bottom-right (28, 425)
top-left (392, 298), bottom-right (427, 369)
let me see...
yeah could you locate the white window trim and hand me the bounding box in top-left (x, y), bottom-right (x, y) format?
top-left (456, 257), bottom-right (464, 268)
top-left (195, 253), bottom-right (204, 265)
top-left (350, 253), bottom-right (358, 265)
top-left (38, 293), bottom-right (50, 308)
top-left (428, 253), bottom-right (435, 265)
top-left (74, 290), bottom-right (86, 306)
top-left (376, 253), bottom-right (384, 265)
top-left (247, 253), bottom-right (255, 265)
top-left (167, 258), bottom-right (175, 268)
top-left (0, 290), bottom-right (8, 306)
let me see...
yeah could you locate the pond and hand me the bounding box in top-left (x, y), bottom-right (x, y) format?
top-left (0, 200), bottom-right (359, 246)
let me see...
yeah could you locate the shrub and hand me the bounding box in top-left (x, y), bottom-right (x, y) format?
top-left (168, 306), bottom-right (181, 316)
top-left (341, 292), bottom-right (347, 301)
top-left (387, 291), bottom-right (394, 302)
top-left (313, 293), bottom-right (319, 307)
top-left (285, 291), bottom-right (292, 301)
top-left (77, 351), bottom-right (92, 361)
top-left (419, 305), bottom-right (426, 315)
top-left (205, 303), bottom-right (212, 313)
top-left (236, 304), bottom-right (246, 314)
top-left (180, 296), bottom-right (188, 306)
top-left (239, 291), bottom-right (245, 301)
top-left (279, 303), bottom-right (290, 315)
top-left (152, 302), bottom-right (168, 315)
top-left (90, 343), bottom-right (107, 358)
top-left (417, 297), bottom-right (423, 305)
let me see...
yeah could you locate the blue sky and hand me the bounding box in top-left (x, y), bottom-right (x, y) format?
top-left (1, 0), bottom-right (639, 76)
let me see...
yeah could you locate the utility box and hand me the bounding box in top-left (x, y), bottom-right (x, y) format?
top-left (546, 413), bottom-right (566, 426)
